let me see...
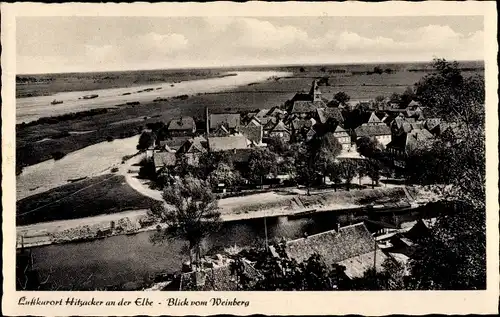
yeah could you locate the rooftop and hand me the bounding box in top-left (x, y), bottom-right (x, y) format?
top-left (282, 222), bottom-right (389, 279)
top-left (209, 113), bottom-right (241, 130)
top-left (208, 135), bottom-right (250, 152)
top-left (291, 100), bottom-right (327, 114)
top-left (167, 116), bottom-right (196, 131)
top-left (153, 152), bottom-right (176, 168)
top-left (316, 107), bottom-right (344, 124)
top-left (354, 124), bottom-right (391, 137)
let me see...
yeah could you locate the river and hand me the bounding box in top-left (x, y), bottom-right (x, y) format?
top-left (29, 205), bottom-right (437, 291)
top-left (16, 71), bottom-right (291, 200)
top-left (16, 71), bottom-right (291, 124)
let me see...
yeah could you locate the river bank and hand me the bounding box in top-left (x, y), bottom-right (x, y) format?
top-left (17, 186), bottom-right (440, 249)
top-left (16, 71), bottom-right (291, 170)
top-left (25, 198), bottom-right (443, 291)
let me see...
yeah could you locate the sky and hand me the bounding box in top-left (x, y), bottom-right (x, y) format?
top-left (16, 16), bottom-right (484, 74)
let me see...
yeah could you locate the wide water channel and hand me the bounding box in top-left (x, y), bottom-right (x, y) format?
top-left (29, 205), bottom-right (438, 290)
top-left (16, 71), bottom-right (291, 124)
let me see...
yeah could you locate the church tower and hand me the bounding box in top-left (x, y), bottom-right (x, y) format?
top-left (309, 80), bottom-right (322, 102)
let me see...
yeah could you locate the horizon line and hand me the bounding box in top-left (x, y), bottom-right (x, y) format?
top-left (16, 58), bottom-right (485, 76)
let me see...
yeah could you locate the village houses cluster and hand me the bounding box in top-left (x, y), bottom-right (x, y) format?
top-left (147, 80), bottom-right (449, 178)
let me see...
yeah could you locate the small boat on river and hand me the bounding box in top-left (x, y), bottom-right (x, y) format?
top-left (51, 99), bottom-right (63, 105)
top-left (82, 94), bottom-right (99, 99)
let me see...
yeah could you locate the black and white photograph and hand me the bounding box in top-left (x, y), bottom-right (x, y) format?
top-left (3, 2), bottom-right (497, 312)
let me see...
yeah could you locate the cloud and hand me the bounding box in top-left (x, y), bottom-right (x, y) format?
top-left (232, 18), bottom-right (309, 50)
top-left (137, 32), bottom-right (189, 52)
top-left (332, 25), bottom-right (483, 61)
top-left (335, 32), bottom-right (396, 51)
top-left (16, 17), bottom-right (484, 74)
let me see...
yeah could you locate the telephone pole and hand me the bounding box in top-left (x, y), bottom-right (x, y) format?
top-left (264, 216), bottom-right (269, 251)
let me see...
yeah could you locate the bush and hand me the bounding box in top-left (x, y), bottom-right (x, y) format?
top-left (111, 167), bottom-right (119, 173)
top-left (51, 151), bottom-right (66, 160)
top-left (106, 136), bottom-right (114, 142)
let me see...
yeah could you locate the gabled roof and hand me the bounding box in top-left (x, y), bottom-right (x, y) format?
top-left (254, 109), bottom-right (269, 119)
top-left (407, 100), bottom-right (421, 108)
top-left (424, 118), bottom-right (441, 132)
top-left (354, 124), bottom-right (391, 138)
top-left (161, 136), bottom-right (192, 151)
top-left (153, 152), bottom-right (176, 168)
top-left (263, 117), bottom-right (278, 130)
top-left (283, 223), bottom-right (388, 279)
top-left (259, 117), bottom-right (274, 127)
top-left (266, 106), bottom-right (286, 117)
top-left (245, 117), bottom-right (262, 127)
top-left (316, 107), bottom-right (344, 124)
top-left (208, 136), bottom-right (250, 152)
top-left (240, 124), bottom-right (263, 144)
top-left (290, 118), bottom-right (315, 130)
top-left (387, 128), bottom-right (433, 152)
top-left (211, 125), bottom-right (231, 136)
top-left (291, 100), bottom-right (326, 114)
top-left (209, 113), bottom-right (241, 130)
top-left (333, 124), bottom-right (349, 135)
top-left (167, 116), bottom-right (196, 131)
top-left (366, 112), bottom-right (383, 124)
top-left (177, 137), bottom-right (207, 154)
top-left (158, 141), bottom-right (176, 153)
top-left (269, 120), bottom-right (289, 133)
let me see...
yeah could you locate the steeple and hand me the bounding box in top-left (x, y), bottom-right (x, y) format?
top-left (309, 80), bottom-right (321, 102)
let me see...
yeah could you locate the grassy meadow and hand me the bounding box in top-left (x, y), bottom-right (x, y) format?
top-left (16, 174), bottom-right (157, 225)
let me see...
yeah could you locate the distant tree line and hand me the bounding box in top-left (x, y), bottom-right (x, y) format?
top-left (17, 108), bottom-right (110, 128)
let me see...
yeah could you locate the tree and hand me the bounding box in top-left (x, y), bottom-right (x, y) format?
top-left (404, 59), bottom-right (486, 290)
top-left (365, 159), bottom-right (382, 189)
top-left (351, 258), bottom-right (406, 290)
top-left (148, 177), bottom-right (221, 268)
top-left (299, 67), bottom-right (306, 73)
top-left (333, 91), bottom-right (350, 107)
top-left (327, 162), bottom-right (343, 191)
top-left (356, 136), bottom-right (383, 158)
top-left (399, 86), bottom-right (416, 108)
top-left (311, 132), bottom-right (342, 183)
top-left (373, 66), bottom-right (384, 75)
top-left (373, 95), bottom-right (387, 110)
top-left (267, 136), bottom-right (291, 156)
top-left (415, 58), bottom-right (484, 131)
top-left (247, 148), bottom-right (278, 188)
top-left (196, 151), bottom-right (232, 179)
top-left (137, 131), bottom-right (155, 151)
top-left (209, 163), bottom-right (241, 191)
top-left (389, 92), bottom-right (401, 105)
top-left (338, 159), bottom-right (358, 191)
top-left (294, 143), bottom-right (318, 195)
top-left (174, 155), bottom-right (195, 178)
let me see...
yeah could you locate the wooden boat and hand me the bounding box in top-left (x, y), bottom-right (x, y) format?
top-left (82, 94), bottom-right (99, 99)
top-left (67, 176), bottom-right (88, 182)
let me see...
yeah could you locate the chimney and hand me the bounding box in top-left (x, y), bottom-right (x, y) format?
top-left (205, 106), bottom-right (210, 136)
